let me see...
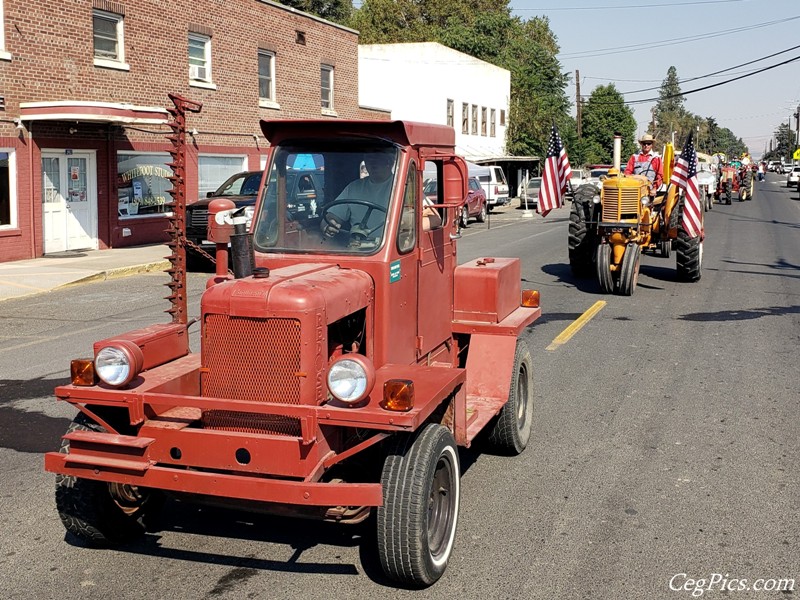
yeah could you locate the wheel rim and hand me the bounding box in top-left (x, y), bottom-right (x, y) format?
top-left (515, 362), bottom-right (529, 429)
top-left (461, 207), bottom-right (468, 227)
top-left (480, 205), bottom-right (486, 220)
top-left (109, 483), bottom-right (145, 515)
top-left (427, 450), bottom-right (457, 562)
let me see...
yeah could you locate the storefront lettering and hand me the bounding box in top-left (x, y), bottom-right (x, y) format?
top-left (118, 165), bottom-right (172, 184)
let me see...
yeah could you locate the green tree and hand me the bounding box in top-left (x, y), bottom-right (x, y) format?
top-left (349, 1), bottom-right (572, 158)
top-left (772, 122), bottom-right (794, 160)
top-left (651, 66), bottom-right (687, 147)
top-left (278, 0), bottom-right (353, 23)
top-left (577, 84), bottom-right (636, 165)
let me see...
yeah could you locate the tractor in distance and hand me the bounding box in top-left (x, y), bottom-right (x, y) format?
top-left (568, 135), bottom-right (703, 295)
top-left (44, 99), bottom-right (542, 588)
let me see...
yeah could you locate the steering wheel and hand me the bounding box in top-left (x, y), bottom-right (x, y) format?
top-left (322, 198), bottom-right (388, 239)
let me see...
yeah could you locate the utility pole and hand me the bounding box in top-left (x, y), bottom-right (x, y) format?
top-left (795, 105), bottom-right (800, 147)
top-left (575, 70), bottom-right (582, 139)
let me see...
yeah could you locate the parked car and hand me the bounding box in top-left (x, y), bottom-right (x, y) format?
top-left (186, 170), bottom-right (263, 252)
top-left (787, 166), bottom-right (800, 187)
top-left (472, 164), bottom-right (509, 210)
top-left (424, 176), bottom-right (486, 227)
top-left (585, 166), bottom-right (612, 189)
top-left (518, 177), bottom-right (541, 208)
top-left (186, 169), bottom-right (325, 256)
top-left (462, 176), bottom-right (488, 226)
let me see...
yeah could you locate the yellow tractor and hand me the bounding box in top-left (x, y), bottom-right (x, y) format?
top-left (568, 138), bottom-right (703, 295)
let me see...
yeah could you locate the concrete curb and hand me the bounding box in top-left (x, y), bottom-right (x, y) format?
top-left (57, 260), bottom-right (172, 289)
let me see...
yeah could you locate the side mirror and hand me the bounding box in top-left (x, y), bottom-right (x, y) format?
top-left (206, 191), bottom-right (214, 198)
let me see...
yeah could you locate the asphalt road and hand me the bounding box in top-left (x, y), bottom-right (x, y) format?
top-left (0, 174), bottom-right (798, 599)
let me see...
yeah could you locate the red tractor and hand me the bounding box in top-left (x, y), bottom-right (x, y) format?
top-left (715, 165), bottom-right (739, 205)
top-left (45, 97), bottom-right (541, 587)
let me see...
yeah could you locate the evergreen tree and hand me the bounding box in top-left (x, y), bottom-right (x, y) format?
top-left (577, 84), bottom-right (636, 165)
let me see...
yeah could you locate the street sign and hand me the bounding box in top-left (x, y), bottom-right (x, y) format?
top-left (793, 147), bottom-right (800, 161)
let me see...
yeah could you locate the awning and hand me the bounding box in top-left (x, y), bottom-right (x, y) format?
top-left (19, 101), bottom-right (169, 125)
top-left (470, 155), bottom-right (540, 165)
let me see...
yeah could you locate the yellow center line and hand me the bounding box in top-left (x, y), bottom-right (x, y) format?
top-left (546, 300), bottom-right (606, 351)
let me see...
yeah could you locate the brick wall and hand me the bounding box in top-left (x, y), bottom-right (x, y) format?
top-left (0, 0), bottom-right (390, 260)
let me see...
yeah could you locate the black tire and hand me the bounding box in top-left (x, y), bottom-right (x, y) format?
top-left (618, 243), bottom-right (640, 296)
top-left (596, 243), bottom-right (614, 294)
top-left (568, 184), bottom-right (599, 277)
top-left (378, 424), bottom-right (460, 587)
top-left (459, 206), bottom-right (469, 229)
top-left (486, 339), bottom-right (534, 455)
top-left (676, 227), bottom-right (703, 282)
top-left (55, 413), bottom-right (161, 545)
top-left (476, 202), bottom-right (486, 223)
top-left (659, 239), bottom-right (671, 258)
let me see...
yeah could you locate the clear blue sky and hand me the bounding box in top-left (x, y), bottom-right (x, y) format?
top-left (509, 0), bottom-right (800, 158)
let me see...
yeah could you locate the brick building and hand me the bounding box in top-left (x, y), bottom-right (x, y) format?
top-left (0, 0), bottom-right (387, 262)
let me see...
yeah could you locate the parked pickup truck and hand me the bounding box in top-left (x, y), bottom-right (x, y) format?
top-left (471, 163), bottom-right (509, 210)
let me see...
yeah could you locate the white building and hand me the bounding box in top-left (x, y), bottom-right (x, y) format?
top-left (358, 43), bottom-right (510, 162)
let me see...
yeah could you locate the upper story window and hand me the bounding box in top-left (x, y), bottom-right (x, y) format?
top-left (481, 107), bottom-right (487, 136)
top-left (490, 109), bottom-right (496, 137)
top-left (321, 64), bottom-right (334, 112)
top-left (462, 103), bottom-right (469, 134)
top-left (0, 1), bottom-right (10, 61)
top-left (500, 109), bottom-right (506, 126)
top-left (189, 33), bottom-right (213, 86)
top-left (93, 9), bottom-right (128, 70)
top-left (446, 99), bottom-right (454, 128)
top-left (258, 50), bottom-right (276, 106)
top-left (471, 105), bottom-right (478, 135)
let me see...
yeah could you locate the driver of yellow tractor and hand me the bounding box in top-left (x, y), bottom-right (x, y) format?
top-left (321, 152), bottom-right (394, 239)
top-left (624, 134), bottom-right (663, 192)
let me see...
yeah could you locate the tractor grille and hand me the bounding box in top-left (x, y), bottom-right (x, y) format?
top-left (602, 186), bottom-right (641, 222)
top-left (202, 315), bottom-right (303, 435)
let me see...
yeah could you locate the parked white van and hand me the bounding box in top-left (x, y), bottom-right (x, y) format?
top-left (469, 163), bottom-right (509, 209)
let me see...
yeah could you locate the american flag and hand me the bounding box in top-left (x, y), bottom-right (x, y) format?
top-left (537, 125), bottom-right (573, 217)
top-left (670, 132), bottom-right (702, 238)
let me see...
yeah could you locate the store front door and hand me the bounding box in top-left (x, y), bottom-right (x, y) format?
top-left (42, 151), bottom-right (98, 254)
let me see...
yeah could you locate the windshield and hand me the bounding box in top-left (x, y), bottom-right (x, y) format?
top-left (591, 169), bottom-right (609, 178)
top-left (253, 143), bottom-right (399, 255)
top-left (213, 172), bottom-right (262, 197)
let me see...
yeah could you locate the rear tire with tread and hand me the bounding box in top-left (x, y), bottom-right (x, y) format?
top-left (596, 243), bottom-right (614, 294)
top-left (486, 339), bottom-right (534, 455)
top-left (676, 226), bottom-right (703, 282)
top-left (568, 184), bottom-right (599, 277)
top-left (618, 243), bottom-right (640, 296)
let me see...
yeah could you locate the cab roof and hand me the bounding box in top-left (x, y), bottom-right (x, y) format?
top-left (260, 119), bottom-right (456, 150)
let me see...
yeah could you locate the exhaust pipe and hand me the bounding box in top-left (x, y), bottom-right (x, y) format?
top-left (613, 134), bottom-right (622, 171)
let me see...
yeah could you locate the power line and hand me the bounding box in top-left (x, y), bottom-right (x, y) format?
top-left (513, 0), bottom-right (745, 10)
top-left (579, 43), bottom-right (800, 98)
top-left (559, 15), bottom-right (798, 59)
top-left (622, 55), bottom-right (800, 105)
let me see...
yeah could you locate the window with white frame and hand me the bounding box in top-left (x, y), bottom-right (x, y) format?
top-left (117, 152), bottom-right (172, 218)
top-left (0, 150), bottom-right (17, 228)
top-left (0, 0), bottom-right (10, 60)
top-left (198, 155), bottom-right (247, 197)
top-left (481, 107), bottom-right (487, 136)
top-left (490, 109), bottom-right (496, 137)
top-left (93, 9), bottom-right (127, 69)
top-left (446, 99), bottom-right (454, 128)
top-left (321, 64), bottom-right (334, 111)
top-left (462, 103), bottom-right (469, 134)
top-left (258, 50), bottom-right (275, 103)
top-left (471, 105), bottom-right (478, 135)
top-left (189, 33), bottom-right (212, 83)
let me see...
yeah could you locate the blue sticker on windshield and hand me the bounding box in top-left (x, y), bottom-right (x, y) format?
top-left (390, 260), bottom-right (401, 283)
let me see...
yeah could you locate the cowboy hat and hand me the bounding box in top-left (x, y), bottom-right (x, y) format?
top-left (638, 134), bottom-right (656, 144)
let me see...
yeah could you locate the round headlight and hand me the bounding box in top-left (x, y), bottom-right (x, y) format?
top-left (327, 356), bottom-right (375, 404)
top-left (592, 195), bottom-right (601, 204)
top-left (641, 195), bottom-right (651, 206)
top-left (95, 342), bottom-right (142, 387)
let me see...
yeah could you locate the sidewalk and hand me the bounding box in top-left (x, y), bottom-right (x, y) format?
top-left (0, 245), bottom-right (171, 303)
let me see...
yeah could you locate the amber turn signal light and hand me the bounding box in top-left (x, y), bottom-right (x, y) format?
top-left (71, 359), bottom-right (97, 386)
top-left (521, 289), bottom-right (540, 308)
top-left (381, 379), bottom-right (414, 412)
